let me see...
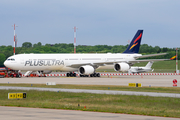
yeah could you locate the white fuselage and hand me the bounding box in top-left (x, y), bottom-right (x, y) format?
top-left (4, 53), bottom-right (141, 72)
top-left (128, 61), bottom-right (154, 73)
top-left (129, 67), bottom-right (152, 73)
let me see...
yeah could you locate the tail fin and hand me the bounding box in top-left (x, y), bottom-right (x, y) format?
top-left (123, 30), bottom-right (143, 53)
top-left (145, 61), bottom-right (154, 68)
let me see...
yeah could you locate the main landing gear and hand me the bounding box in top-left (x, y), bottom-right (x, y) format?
top-left (66, 72), bottom-right (101, 77)
top-left (66, 72), bottom-right (76, 77)
top-left (80, 73), bottom-right (100, 77)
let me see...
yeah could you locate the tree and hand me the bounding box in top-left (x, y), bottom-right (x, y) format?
top-left (22, 42), bottom-right (32, 48)
top-left (37, 42), bottom-right (42, 47)
top-left (33, 42), bottom-right (42, 48)
top-left (0, 53), bottom-right (6, 67)
top-left (162, 47), bottom-right (168, 52)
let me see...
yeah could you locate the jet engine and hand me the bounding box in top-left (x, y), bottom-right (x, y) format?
top-left (79, 65), bottom-right (95, 75)
top-left (38, 70), bottom-right (52, 74)
top-left (114, 63), bottom-right (130, 72)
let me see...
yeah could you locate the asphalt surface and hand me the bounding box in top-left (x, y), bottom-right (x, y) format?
top-left (0, 75), bottom-right (179, 87)
top-left (0, 106), bottom-right (179, 120)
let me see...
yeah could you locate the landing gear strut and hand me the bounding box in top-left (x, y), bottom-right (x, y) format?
top-left (66, 72), bottom-right (76, 77)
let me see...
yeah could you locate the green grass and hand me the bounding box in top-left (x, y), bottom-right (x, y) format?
top-left (0, 89), bottom-right (180, 118)
top-left (1, 83), bottom-right (180, 93)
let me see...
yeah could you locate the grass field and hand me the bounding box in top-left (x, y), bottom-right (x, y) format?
top-left (0, 89), bottom-right (180, 118)
top-left (1, 83), bottom-right (180, 93)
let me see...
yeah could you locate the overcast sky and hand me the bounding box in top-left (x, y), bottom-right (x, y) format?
top-left (1, 0), bottom-right (180, 48)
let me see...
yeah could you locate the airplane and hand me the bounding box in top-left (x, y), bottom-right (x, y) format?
top-left (128, 61), bottom-right (154, 74)
top-left (4, 30), bottom-right (168, 77)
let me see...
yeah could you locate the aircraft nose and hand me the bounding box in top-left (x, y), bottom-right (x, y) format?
top-left (4, 61), bottom-right (9, 68)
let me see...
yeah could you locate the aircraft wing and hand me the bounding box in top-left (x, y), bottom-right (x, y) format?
top-left (135, 53), bottom-right (167, 59)
top-left (66, 63), bottom-right (95, 68)
top-left (66, 60), bottom-right (125, 68)
top-left (66, 53), bottom-right (168, 68)
top-left (67, 59), bottom-right (169, 68)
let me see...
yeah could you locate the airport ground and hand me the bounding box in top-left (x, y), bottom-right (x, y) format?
top-left (0, 106), bottom-right (179, 120)
top-left (1, 74), bottom-right (180, 87)
top-left (0, 74), bottom-right (180, 120)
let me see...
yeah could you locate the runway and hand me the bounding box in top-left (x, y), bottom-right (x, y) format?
top-left (0, 106), bottom-right (178, 120)
top-left (0, 75), bottom-right (179, 87)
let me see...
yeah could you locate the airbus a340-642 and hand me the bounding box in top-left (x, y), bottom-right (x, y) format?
top-left (4, 30), bottom-right (167, 77)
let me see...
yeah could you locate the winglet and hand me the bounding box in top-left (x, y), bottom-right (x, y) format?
top-left (123, 30), bottom-right (143, 54)
top-left (170, 55), bottom-right (176, 60)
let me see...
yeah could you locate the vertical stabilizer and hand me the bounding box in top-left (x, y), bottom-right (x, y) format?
top-left (145, 61), bottom-right (154, 68)
top-left (123, 30), bottom-right (143, 53)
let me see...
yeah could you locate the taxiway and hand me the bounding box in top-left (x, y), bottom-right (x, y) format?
top-left (0, 75), bottom-right (179, 87)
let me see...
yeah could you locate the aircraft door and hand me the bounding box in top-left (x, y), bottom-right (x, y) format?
top-left (20, 57), bottom-right (24, 69)
top-left (20, 57), bottom-right (24, 64)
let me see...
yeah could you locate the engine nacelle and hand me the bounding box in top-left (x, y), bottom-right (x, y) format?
top-left (79, 65), bottom-right (95, 75)
top-left (38, 70), bottom-right (52, 74)
top-left (114, 63), bottom-right (130, 72)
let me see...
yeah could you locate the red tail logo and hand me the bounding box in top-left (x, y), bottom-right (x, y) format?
top-left (129, 33), bottom-right (142, 50)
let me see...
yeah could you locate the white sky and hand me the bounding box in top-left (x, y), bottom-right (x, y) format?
top-left (0, 0), bottom-right (180, 48)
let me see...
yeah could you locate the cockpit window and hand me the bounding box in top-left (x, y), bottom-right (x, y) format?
top-left (7, 58), bottom-right (15, 61)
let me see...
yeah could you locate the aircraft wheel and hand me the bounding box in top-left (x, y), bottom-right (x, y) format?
top-left (97, 73), bottom-right (100, 77)
top-left (66, 73), bottom-right (70, 77)
top-left (69, 72), bottom-right (73, 77)
top-left (93, 73), bottom-right (97, 77)
top-left (73, 73), bottom-right (76, 77)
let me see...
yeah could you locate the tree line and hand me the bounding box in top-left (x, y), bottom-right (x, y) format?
top-left (0, 42), bottom-right (179, 67)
